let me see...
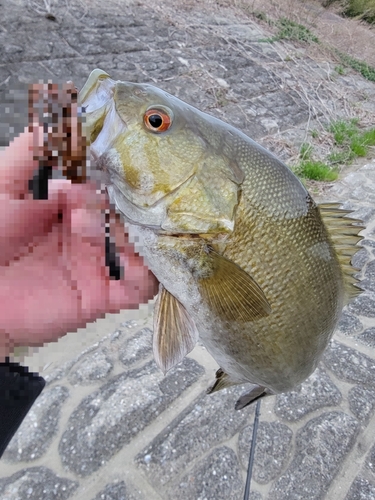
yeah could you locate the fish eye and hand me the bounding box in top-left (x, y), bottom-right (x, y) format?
top-left (144, 107), bottom-right (172, 133)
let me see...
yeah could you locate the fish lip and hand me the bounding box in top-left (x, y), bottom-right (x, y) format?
top-left (78, 68), bottom-right (110, 105)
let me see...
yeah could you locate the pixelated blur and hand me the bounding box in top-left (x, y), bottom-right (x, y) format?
top-left (28, 81), bottom-right (87, 185)
top-left (0, 81), bottom-right (158, 363)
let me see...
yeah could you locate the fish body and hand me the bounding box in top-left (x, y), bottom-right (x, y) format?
top-left (79, 69), bottom-right (362, 407)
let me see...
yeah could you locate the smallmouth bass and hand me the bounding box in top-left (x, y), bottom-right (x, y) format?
top-left (79, 69), bottom-right (363, 409)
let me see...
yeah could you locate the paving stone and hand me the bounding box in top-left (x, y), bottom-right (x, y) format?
top-left (364, 260), bottom-right (375, 280)
top-left (274, 366), bottom-right (342, 422)
top-left (168, 446), bottom-right (244, 500)
top-left (92, 480), bottom-right (143, 500)
top-left (366, 442), bottom-right (375, 474)
top-left (360, 163), bottom-right (375, 182)
top-left (117, 327), bottom-right (153, 367)
top-left (59, 358), bottom-right (204, 477)
top-left (348, 385), bottom-right (375, 422)
top-left (348, 207), bottom-right (375, 223)
top-left (351, 248), bottom-right (369, 270)
top-left (347, 293), bottom-right (375, 318)
top-left (346, 477), bottom-right (375, 500)
top-left (238, 421), bottom-right (293, 484)
top-left (3, 386), bottom-right (69, 462)
top-left (0, 467), bottom-right (78, 500)
top-left (361, 239), bottom-right (375, 249)
top-left (136, 386), bottom-right (251, 488)
top-left (44, 360), bottom-right (76, 385)
top-left (68, 348), bottom-right (113, 385)
top-left (269, 412), bottom-right (359, 500)
top-left (336, 312), bottom-right (363, 336)
top-left (359, 278), bottom-right (375, 293)
top-left (357, 327), bottom-right (375, 347)
top-left (324, 341), bottom-right (375, 386)
top-left (249, 493), bottom-right (263, 500)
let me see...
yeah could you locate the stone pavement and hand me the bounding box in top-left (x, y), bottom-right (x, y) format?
top-left (1, 1), bottom-right (375, 499)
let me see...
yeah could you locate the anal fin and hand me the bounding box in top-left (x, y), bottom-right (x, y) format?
top-left (153, 284), bottom-right (199, 374)
top-left (235, 385), bottom-right (269, 410)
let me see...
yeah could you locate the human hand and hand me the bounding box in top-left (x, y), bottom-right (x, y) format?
top-left (0, 85), bottom-right (158, 361)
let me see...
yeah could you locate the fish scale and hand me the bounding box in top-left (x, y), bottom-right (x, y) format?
top-left (79, 69), bottom-right (363, 409)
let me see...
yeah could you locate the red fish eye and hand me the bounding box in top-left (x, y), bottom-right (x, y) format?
top-left (144, 109), bottom-right (172, 132)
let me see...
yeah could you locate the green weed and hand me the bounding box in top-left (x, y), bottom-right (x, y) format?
top-left (328, 118), bottom-right (359, 145)
top-left (327, 150), bottom-right (354, 164)
top-left (344, 0), bottom-right (375, 24)
top-left (335, 65), bottom-right (345, 75)
top-left (299, 161), bottom-right (338, 181)
top-left (295, 143), bottom-right (337, 181)
top-left (277, 18), bottom-right (319, 43)
top-left (336, 51), bottom-right (375, 81)
top-left (328, 119), bottom-right (375, 159)
top-left (300, 142), bottom-right (313, 160)
top-left (263, 18), bottom-right (319, 44)
top-left (362, 128), bottom-right (375, 146)
top-left (325, 0), bottom-right (375, 24)
top-left (295, 120), bottom-right (375, 182)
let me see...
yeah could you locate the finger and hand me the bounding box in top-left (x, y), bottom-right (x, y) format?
top-left (0, 128), bottom-right (44, 198)
top-left (0, 195), bottom-right (60, 266)
top-left (0, 225), bottom-right (82, 344)
top-left (65, 207), bottom-right (158, 317)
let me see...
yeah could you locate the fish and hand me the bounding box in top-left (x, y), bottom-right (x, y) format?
top-left (78, 68), bottom-right (364, 409)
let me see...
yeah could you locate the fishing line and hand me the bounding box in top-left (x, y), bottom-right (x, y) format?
top-left (243, 399), bottom-right (261, 500)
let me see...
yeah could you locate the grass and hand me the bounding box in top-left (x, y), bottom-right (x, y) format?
top-left (258, 15), bottom-right (375, 82)
top-left (336, 51), bottom-right (375, 81)
top-left (262, 17), bottom-right (319, 44)
top-left (299, 161), bottom-right (338, 181)
top-left (328, 118), bottom-right (359, 145)
top-left (335, 65), bottom-right (346, 75)
top-left (295, 142), bottom-right (338, 181)
top-left (294, 119), bottom-right (375, 182)
top-left (344, 0), bottom-right (375, 24)
top-left (328, 119), bottom-right (375, 157)
top-left (326, 0), bottom-right (375, 23)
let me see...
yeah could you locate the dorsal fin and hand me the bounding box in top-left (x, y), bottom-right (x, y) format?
top-left (319, 203), bottom-right (365, 304)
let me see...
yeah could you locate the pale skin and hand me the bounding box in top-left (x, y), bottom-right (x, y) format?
top-left (0, 127), bottom-right (158, 363)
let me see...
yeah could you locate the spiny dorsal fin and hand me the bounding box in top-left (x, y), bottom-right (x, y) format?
top-left (319, 203), bottom-right (365, 304)
top-left (207, 368), bottom-right (236, 394)
top-left (199, 251), bottom-right (272, 323)
top-left (153, 284), bottom-right (199, 374)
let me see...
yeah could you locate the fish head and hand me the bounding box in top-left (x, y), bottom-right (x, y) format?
top-left (79, 69), bottom-right (244, 234)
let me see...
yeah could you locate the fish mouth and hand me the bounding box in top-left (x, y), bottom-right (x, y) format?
top-left (78, 69), bottom-right (120, 148)
top-left (78, 69), bottom-right (112, 109)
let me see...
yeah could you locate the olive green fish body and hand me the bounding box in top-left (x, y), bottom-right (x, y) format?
top-left (79, 69), bottom-right (361, 404)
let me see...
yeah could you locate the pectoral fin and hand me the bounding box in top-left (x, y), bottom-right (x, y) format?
top-left (235, 385), bottom-right (269, 410)
top-left (199, 251), bottom-right (271, 323)
top-left (153, 284), bottom-right (199, 374)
